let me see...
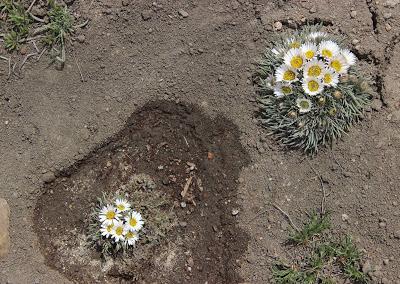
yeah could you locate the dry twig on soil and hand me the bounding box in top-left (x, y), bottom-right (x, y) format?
top-left (272, 203), bottom-right (300, 232)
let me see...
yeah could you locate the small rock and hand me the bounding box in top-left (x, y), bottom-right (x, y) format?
top-left (371, 99), bottom-right (383, 111)
top-left (179, 221), bottom-right (187, 227)
top-left (341, 213), bottom-right (350, 222)
top-left (379, 221), bottom-right (387, 228)
top-left (383, 258), bottom-right (390, 265)
top-left (393, 201), bottom-right (398, 206)
top-left (42, 171), bottom-right (56, 183)
top-left (218, 75), bottom-right (223, 82)
top-left (76, 35), bottom-right (86, 43)
top-left (19, 46), bottom-right (28, 55)
top-left (232, 209), bottom-right (239, 216)
top-left (350, 10), bottom-right (357, 18)
top-left (385, 23), bottom-right (392, 31)
top-left (180, 202), bottom-right (187, 208)
top-left (383, 12), bottom-right (392, 19)
top-left (122, 0), bottom-right (129, 6)
top-left (273, 21), bottom-right (282, 30)
top-left (394, 230), bottom-right (400, 239)
top-left (309, 6), bottom-right (317, 13)
top-left (0, 198), bottom-right (10, 258)
top-left (352, 39), bottom-right (360, 45)
top-left (178, 9), bottom-right (189, 18)
top-left (141, 9), bottom-right (153, 21)
top-left (237, 177), bottom-right (244, 184)
top-left (187, 257), bottom-right (194, 267)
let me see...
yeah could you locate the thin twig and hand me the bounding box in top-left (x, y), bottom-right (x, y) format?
top-left (37, 47), bottom-right (47, 61)
top-left (73, 53), bottom-right (85, 82)
top-left (29, 12), bottom-right (46, 23)
top-left (307, 160), bottom-right (328, 215)
top-left (73, 19), bottom-right (89, 29)
top-left (0, 56), bottom-right (8, 61)
top-left (8, 57), bottom-right (11, 78)
top-left (183, 136), bottom-right (189, 148)
top-left (272, 203), bottom-right (300, 232)
top-left (20, 53), bottom-right (38, 71)
top-left (27, 0), bottom-right (38, 12)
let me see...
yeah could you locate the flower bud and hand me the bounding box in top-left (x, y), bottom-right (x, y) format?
top-left (317, 97), bottom-right (326, 106)
top-left (329, 108), bottom-right (337, 116)
top-left (333, 90), bottom-right (343, 99)
top-left (288, 111), bottom-right (297, 118)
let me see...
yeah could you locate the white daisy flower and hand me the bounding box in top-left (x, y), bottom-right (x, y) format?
top-left (100, 222), bottom-right (114, 238)
top-left (303, 60), bottom-right (325, 78)
top-left (301, 42), bottom-right (318, 60)
top-left (99, 205), bottom-right (121, 226)
top-left (322, 68), bottom-right (339, 87)
top-left (340, 49), bottom-right (357, 66)
top-left (284, 48), bottom-right (305, 70)
top-left (275, 64), bottom-right (298, 83)
top-left (111, 221), bottom-right (126, 242)
top-left (274, 82), bottom-right (293, 98)
top-left (125, 211), bottom-right (144, 232)
top-left (115, 198), bottom-right (131, 213)
top-left (328, 55), bottom-right (349, 74)
top-left (318, 40), bottom-right (340, 59)
top-left (124, 230), bottom-right (139, 246)
top-left (286, 38), bottom-right (302, 49)
top-left (302, 77), bottom-right (324, 96)
top-left (296, 98), bottom-right (313, 113)
top-left (308, 31), bottom-right (328, 40)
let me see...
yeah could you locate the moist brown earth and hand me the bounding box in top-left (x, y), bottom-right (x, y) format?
top-left (1, 0), bottom-right (400, 283)
top-left (33, 101), bottom-right (250, 283)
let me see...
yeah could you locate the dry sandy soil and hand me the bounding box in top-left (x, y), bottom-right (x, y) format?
top-left (1, 0), bottom-right (400, 283)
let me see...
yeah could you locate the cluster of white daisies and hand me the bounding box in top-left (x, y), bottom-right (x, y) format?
top-left (98, 198), bottom-right (144, 246)
top-left (271, 31), bottom-right (357, 114)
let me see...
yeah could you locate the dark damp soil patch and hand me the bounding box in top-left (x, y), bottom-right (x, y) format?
top-left (33, 100), bottom-right (250, 284)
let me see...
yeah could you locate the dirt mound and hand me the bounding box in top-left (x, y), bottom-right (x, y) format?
top-left (33, 100), bottom-right (250, 283)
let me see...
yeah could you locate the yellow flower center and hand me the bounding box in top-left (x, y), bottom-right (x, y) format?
top-left (117, 204), bottom-right (125, 211)
top-left (290, 42), bottom-right (301, 48)
top-left (305, 50), bottom-right (315, 59)
top-left (307, 65), bottom-right (322, 77)
top-left (282, 86), bottom-right (292, 95)
top-left (322, 49), bottom-right (333, 58)
top-left (106, 211), bottom-right (116, 220)
top-left (324, 73), bottom-right (332, 84)
top-left (126, 231), bottom-right (135, 239)
top-left (283, 70), bottom-right (296, 81)
top-left (330, 60), bottom-right (342, 72)
top-left (299, 100), bottom-right (310, 109)
top-left (129, 218), bottom-right (137, 227)
top-left (290, 56), bottom-right (303, 69)
top-left (115, 226), bottom-right (124, 236)
top-left (308, 80), bottom-right (320, 92)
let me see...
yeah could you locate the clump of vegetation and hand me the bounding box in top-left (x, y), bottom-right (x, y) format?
top-left (257, 25), bottom-right (373, 154)
top-left (88, 176), bottom-right (175, 257)
top-left (273, 213), bottom-right (369, 283)
top-left (0, 0), bottom-right (31, 51)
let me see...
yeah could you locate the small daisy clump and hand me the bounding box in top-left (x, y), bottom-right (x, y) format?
top-left (89, 194), bottom-right (144, 255)
top-left (257, 26), bottom-right (372, 154)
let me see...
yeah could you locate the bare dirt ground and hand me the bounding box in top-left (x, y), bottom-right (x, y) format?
top-left (1, 0), bottom-right (400, 283)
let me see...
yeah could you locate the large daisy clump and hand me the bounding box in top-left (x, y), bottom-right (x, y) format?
top-left (89, 193), bottom-right (144, 255)
top-left (257, 26), bottom-right (372, 154)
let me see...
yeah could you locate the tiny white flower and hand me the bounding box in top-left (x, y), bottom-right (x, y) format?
top-left (296, 98), bottom-right (313, 113)
top-left (111, 221), bottom-right (126, 242)
top-left (125, 211), bottom-right (144, 232)
top-left (301, 42), bottom-right (318, 60)
top-left (284, 48), bottom-right (305, 70)
top-left (99, 205), bottom-right (121, 226)
top-left (303, 59), bottom-right (325, 78)
top-left (286, 38), bottom-right (302, 49)
top-left (340, 49), bottom-right (357, 66)
top-left (322, 68), bottom-right (339, 87)
top-left (124, 230), bottom-right (139, 246)
top-left (100, 223), bottom-right (114, 238)
top-left (318, 40), bottom-right (340, 60)
top-left (274, 82), bottom-right (293, 98)
top-left (302, 77), bottom-right (324, 96)
top-left (308, 31), bottom-right (328, 40)
top-left (275, 64), bottom-right (298, 83)
top-left (328, 55), bottom-right (349, 74)
top-left (115, 198), bottom-right (131, 213)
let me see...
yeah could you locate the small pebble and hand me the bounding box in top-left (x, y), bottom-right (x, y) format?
top-left (178, 9), bottom-right (189, 18)
top-left (141, 10), bottom-right (152, 21)
top-left (350, 10), bottom-right (357, 18)
top-left (385, 23), bottom-right (392, 31)
top-left (273, 21), bottom-right (282, 31)
top-left (383, 258), bottom-right (390, 265)
top-left (352, 39), bottom-right (360, 45)
top-left (309, 6), bottom-right (317, 13)
top-left (341, 213), bottom-right (349, 222)
top-left (232, 209), bottom-right (239, 216)
top-left (379, 221), bottom-right (387, 228)
top-left (180, 202), bottom-right (187, 208)
top-left (77, 34), bottom-right (86, 43)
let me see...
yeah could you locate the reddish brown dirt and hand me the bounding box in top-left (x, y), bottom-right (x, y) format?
top-left (33, 101), bottom-right (250, 283)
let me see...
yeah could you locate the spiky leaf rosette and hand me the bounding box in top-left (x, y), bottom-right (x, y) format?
top-left (257, 26), bottom-right (372, 154)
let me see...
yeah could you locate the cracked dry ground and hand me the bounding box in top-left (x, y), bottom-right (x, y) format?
top-left (1, 0), bottom-right (400, 283)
